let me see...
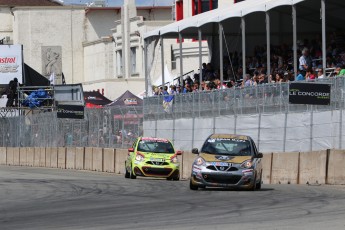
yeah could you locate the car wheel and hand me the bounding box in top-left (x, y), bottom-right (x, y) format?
top-left (130, 165), bottom-right (136, 179)
top-left (166, 177), bottom-right (173, 181)
top-left (172, 174), bottom-right (180, 181)
top-left (255, 180), bottom-right (262, 190)
top-left (189, 179), bottom-right (199, 190)
top-left (255, 171), bottom-right (262, 190)
top-left (250, 175), bottom-right (256, 191)
top-left (125, 165), bottom-right (130, 178)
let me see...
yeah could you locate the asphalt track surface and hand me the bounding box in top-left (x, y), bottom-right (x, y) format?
top-left (1, 166), bottom-right (345, 230)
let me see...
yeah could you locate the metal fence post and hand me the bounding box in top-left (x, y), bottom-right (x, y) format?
top-left (283, 111), bottom-right (288, 152)
top-left (310, 106), bottom-right (314, 152)
top-left (257, 113), bottom-right (262, 151)
top-left (340, 109), bottom-right (343, 149)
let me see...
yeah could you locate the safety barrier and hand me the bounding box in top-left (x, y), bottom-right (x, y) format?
top-left (0, 147), bottom-right (344, 185)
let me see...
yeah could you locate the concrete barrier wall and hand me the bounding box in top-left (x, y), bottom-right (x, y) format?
top-left (45, 147), bottom-right (51, 168)
top-left (49, 147), bottom-right (58, 168)
top-left (0, 147), bottom-right (6, 165)
top-left (92, 148), bottom-right (103, 172)
top-left (75, 147), bottom-right (84, 170)
top-left (84, 147), bottom-right (93, 171)
top-left (271, 152), bottom-right (299, 184)
top-left (58, 147), bottom-right (66, 169)
top-left (19, 148), bottom-right (27, 166)
top-left (299, 150), bottom-right (327, 185)
top-left (103, 148), bottom-right (115, 173)
top-left (261, 153), bottom-right (272, 185)
top-left (115, 149), bottom-right (127, 174)
top-left (33, 147), bottom-right (40, 167)
top-left (1, 147), bottom-right (345, 185)
top-left (327, 149), bottom-right (345, 185)
top-left (13, 147), bottom-right (20, 166)
top-left (6, 148), bottom-right (14, 165)
top-left (181, 152), bottom-right (196, 179)
top-left (27, 147), bottom-right (34, 167)
top-left (66, 147), bottom-right (76, 169)
top-left (39, 148), bottom-right (46, 167)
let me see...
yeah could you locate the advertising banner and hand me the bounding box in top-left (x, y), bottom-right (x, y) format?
top-left (57, 104), bottom-right (84, 119)
top-left (0, 45), bottom-right (23, 84)
top-left (289, 82), bottom-right (331, 105)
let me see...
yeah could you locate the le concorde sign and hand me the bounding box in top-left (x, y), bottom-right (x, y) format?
top-left (289, 82), bottom-right (331, 105)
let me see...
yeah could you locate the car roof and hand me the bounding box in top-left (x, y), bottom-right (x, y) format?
top-left (140, 137), bottom-right (170, 142)
top-left (208, 134), bottom-right (250, 140)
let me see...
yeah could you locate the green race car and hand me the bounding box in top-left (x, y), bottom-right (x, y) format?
top-left (125, 137), bottom-right (182, 180)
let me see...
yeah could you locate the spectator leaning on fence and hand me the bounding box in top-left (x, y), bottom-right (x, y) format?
top-left (317, 68), bottom-right (324, 78)
top-left (335, 64), bottom-right (345, 76)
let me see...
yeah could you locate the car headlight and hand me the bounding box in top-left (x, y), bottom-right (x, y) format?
top-left (194, 157), bottom-right (206, 166)
top-left (240, 160), bottom-right (253, 169)
top-left (170, 156), bottom-right (178, 163)
top-left (135, 152), bottom-right (145, 162)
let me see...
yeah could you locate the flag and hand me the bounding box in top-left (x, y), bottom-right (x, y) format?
top-left (163, 94), bottom-right (174, 113)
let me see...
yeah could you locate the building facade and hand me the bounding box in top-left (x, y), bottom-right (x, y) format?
top-left (0, 0), bottom-right (243, 100)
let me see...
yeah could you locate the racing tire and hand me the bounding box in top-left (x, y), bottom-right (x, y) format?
top-left (255, 171), bottom-right (262, 190)
top-left (189, 180), bottom-right (199, 190)
top-left (125, 166), bottom-right (130, 178)
top-left (249, 175), bottom-right (256, 191)
top-left (130, 166), bottom-right (136, 179)
top-left (166, 177), bottom-right (173, 181)
top-left (255, 180), bottom-right (262, 190)
top-left (172, 175), bottom-right (180, 181)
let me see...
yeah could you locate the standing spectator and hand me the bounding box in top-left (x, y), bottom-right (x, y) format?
top-left (6, 78), bottom-right (19, 107)
top-left (176, 85), bottom-right (182, 94)
top-left (299, 47), bottom-right (312, 76)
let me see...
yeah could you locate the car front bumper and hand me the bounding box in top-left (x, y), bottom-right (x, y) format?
top-left (191, 164), bottom-right (256, 188)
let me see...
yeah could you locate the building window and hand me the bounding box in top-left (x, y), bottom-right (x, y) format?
top-left (192, 0), bottom-right (218, 16)
top-left (130, 47), bottom-right (136, 74)
top-left (171, 46), bottom-right (176, 70)
top-left (117, 50), bottom-right (123, 76)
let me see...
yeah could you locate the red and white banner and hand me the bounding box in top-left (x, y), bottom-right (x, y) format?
top-left (0, 45), bottom-right (23, 84)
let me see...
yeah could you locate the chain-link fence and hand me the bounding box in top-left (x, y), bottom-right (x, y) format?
top-left (144, 77), bottom-right (345, 120)
top-left (1, 77), bottom-right (345, 148)
top-left (0, 106), bottom-right (143, 148)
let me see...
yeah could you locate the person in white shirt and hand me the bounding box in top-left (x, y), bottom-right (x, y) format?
top-left (317, 68), bottom-right (324, 78)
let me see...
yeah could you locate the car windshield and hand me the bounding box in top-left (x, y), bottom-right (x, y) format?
top-left (137, 140), bottom-right (175, 153)
top-left (201, 138), bottom-right (252, 156)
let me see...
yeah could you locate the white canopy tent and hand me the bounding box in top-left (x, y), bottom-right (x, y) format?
top-left (143, 0), bottom-right (345, 96)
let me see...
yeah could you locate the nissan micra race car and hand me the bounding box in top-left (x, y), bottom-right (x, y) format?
top-left (125, 137), bottom-right (182, 180)
top-left (190, 134), bottom-right (263, 190)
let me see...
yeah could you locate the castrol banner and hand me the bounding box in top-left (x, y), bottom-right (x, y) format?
top-left (0, 45), bottom-right (23, 84)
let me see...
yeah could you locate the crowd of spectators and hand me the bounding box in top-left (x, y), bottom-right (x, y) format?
top-left (153, 31), bottom-right (345, 96)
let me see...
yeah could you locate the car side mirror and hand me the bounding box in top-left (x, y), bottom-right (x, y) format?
top-left (176, 150), bottom-right (183, 155)
top-left (128, 147), bottom-right (134, 153)
top-left (192, 148), bottom-right (199, 154)
top-left (256, 152), bottom-right (263, 158)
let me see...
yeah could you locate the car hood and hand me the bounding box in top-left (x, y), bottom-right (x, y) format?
top-left (199, 153), bottom-right (251, 164)
top-left (141, 152), bottom-right (176, 160)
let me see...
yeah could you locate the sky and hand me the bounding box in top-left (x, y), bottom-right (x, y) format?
top-left (62, 0), bottom-right (174, 6)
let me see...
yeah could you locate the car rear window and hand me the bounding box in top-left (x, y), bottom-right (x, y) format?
top-left (201, 138), bottom-right (252, 156)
